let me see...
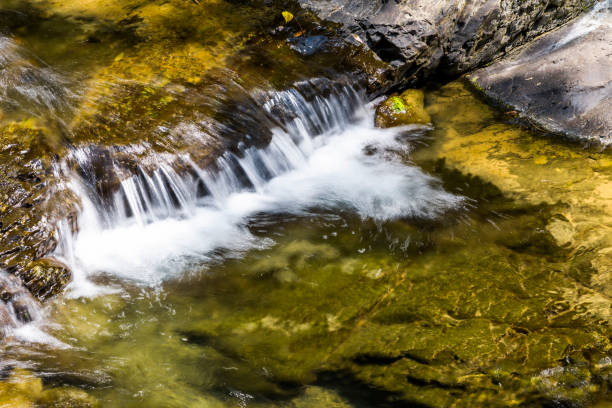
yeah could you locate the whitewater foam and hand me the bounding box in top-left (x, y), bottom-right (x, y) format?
top-left (57, 82), bottom-right (464, 294)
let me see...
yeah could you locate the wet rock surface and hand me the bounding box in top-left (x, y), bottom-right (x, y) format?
top-left (0, 271), bottom-right (40, 335)
top-left (0, 120), bottom-right (76, 299)
top-left (469, 1), bottom-right (612, 145)
top-left (298, 0), bottom-right (596, 93)
top-left (375, 89), bottom-right (430, 128)
top-left (22, 258), bottom-right (71, 301)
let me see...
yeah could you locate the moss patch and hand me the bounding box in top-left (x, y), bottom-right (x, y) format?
top-left (375, 89), bottom-right (431, 128)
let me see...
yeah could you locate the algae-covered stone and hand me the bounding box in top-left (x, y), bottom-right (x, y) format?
top-left (416, 80), bottom-right (612, 325)
top-left (288, 386), bottom-right (352, 408)
top-left (22, 258), bottom-right (71, 300)
top-left (375, 89), bottom-right (430, 128)
top-left (38, 387), bottom-right (99, 407)
top-left (0, 367), bottom-right (99, 408)
top-left (0, 368), bottom-right (41, 408)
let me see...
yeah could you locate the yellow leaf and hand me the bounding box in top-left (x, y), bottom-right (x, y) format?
top-left (282, 11), bottom-right (294, 24)
top-left (293, 30), bottom-right (304, 37)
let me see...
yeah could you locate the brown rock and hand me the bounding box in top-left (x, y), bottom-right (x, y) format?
top-left (21, 258), bottom-right (71, 300)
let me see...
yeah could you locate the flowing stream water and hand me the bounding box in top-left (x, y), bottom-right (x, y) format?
top-left (57, 82), bottom-right (462, 292)
top-left (0, 1), bottom-right (610, 408)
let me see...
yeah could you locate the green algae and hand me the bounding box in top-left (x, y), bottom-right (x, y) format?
top-left (0, 0), bottom-right (373, 172)
top-left (1, 0), bottom-right (373, 155)
top-left (2, 200), bottom-right (602, 407)
top-left (416, 80), bottom-right (612, 323)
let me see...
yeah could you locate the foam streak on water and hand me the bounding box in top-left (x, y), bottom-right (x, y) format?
top-left (57, 81), bottom-right (463, 295)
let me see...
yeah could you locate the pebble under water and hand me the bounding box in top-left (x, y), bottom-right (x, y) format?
top-left (0, 1), bottom-right (609, 408)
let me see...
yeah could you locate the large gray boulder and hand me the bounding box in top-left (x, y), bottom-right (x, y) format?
top-left (299, 0), bottom-right (596, 92)
top-left (469, 1), bottom-right (612, 144)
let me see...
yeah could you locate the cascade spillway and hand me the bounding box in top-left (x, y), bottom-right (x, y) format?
top-left (56, 80), bottom-right (463, 294)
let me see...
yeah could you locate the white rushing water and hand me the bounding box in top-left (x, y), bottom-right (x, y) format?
top-left (57, 81), bottom-right (464, 296)
top-left (0, 271), bottom-right (65, 347)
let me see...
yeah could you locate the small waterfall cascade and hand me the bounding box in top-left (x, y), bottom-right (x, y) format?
top-left (0, 271), bottom-right (42, 338)
top-left (70, 79), bottom-right (364, 228)
top-left (57, 78), bottom-right (463, 288)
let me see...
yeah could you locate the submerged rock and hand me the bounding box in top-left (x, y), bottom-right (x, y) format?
top-left (469, 1), bottom-right (612, 144)
top-left (375, 89), bottom-right (430, 128)
top-left (38, 387), bottom-right (99, 407)
top-left (298, 0), bottom-right (596, 93)
top-left (0, 368), bottom-right (43, 408)
top-left (415, 80), bottom-right (612, 325)
top-left (0, 368), bottom-right (98, 408)
top-left (289, 386), bottom-right (352, 408)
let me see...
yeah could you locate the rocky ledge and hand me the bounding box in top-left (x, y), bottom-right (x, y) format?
top-left (469, 0), bottom-right (612, 145)
top-left (298, 0), bottom-right (596, 94)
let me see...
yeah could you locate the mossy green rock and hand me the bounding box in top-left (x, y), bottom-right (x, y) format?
top-left (375, 89), bottom-right (431, 128)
